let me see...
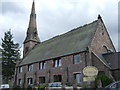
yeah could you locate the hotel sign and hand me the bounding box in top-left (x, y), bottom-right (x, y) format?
top-left (83, 77), bottom-right (95, 82)
top-left (83, 66), bottom-right (98, 77)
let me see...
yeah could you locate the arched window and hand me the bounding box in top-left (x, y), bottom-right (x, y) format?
top-left (103, 45), bottom-right (108, 53)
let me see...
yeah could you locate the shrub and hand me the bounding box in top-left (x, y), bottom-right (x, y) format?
top-left (95, 74), bottom-right (114, 88)
top-left (27, 85), bottom-right (32, 90)
top-left (38, 85), bottom-right (46, 90)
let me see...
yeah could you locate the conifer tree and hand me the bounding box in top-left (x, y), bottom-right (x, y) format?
top-left (1, 30), bottom-right (20, 83)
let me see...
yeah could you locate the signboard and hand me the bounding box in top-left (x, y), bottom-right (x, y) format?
top-left (83, 77), bottom-right (95, 82)
top-left (83, 66), bottom-right (98, 77)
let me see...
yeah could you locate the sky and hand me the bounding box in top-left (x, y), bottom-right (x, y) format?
top-left (0, 0), bottom-right (119, 57)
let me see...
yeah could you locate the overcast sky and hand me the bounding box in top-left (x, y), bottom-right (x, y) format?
top-left (0, 0), bottom-right (119, 56)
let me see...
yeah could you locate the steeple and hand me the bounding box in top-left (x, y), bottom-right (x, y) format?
top-left (23, 0), bottom-right (40, 57)
top-left (24, 0), bottom-right (40, 43)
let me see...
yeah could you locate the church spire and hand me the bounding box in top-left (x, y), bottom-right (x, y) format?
top-left (23, 0), bottom-right (40, 57)
top-left (28, 0), bottom-right (36, 28)
top-left (24, 0), bottom-right (40, 43)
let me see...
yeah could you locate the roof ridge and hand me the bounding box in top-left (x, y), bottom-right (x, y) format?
top-left (40, 19), bottom-right (98, 45)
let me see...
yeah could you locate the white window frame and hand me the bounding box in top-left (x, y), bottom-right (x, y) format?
top-left (40, 61), bottom-right (46, 69)
top-left (54, 59), bottom-right (62, 67)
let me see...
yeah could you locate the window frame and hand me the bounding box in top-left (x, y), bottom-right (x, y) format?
top-left (73, 54), bottom-right (81, 64)
top-left (74, 73), bottom-right (82, 83)
top-left (18, 79), bottom-right (22, 85)
top-left (28, 64), bottom-right (33, 71)
top-left (19, 66), bottom-right (22, 73)
top-left (27, 78), bottom-right (33, 85)
top-left (54, 75), bottom-right (62, 82)
top-left (53, 58), bottom-right (62, 67)
top-left (39, 61), bottom-right (46, 69)
top-left (39, 77), bottom-right (46, 84)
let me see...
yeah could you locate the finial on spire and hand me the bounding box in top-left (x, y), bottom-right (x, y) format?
top-left (98, 14), bottom-right (102, 20)
top-left (98, 14), bottom-right (103, 22)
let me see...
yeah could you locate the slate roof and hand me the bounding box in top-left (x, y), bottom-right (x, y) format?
top-left (92, 52), bottom-right (111, 69)
top-left (19, 20), bottom-right (100, 66)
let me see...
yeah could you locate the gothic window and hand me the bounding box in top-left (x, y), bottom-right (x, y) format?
top-left (103, 45), bottom-right (108, 53)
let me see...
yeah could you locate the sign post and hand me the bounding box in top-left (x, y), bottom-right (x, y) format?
top-left (83, 66), bottom-right (98, 88)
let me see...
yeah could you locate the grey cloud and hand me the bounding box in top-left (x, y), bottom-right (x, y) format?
top-left (1, 2), bottom-right (25, 14)
top-left (0, 1), bottom-right (119, 53)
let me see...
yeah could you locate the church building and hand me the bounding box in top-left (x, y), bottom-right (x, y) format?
top-left (15, 1), bottom-right (119, 87)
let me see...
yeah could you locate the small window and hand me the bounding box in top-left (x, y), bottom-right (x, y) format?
top-left (102, 32), bottom-right (104, 35)
top-left (73, 54), bottom-right (81, 64)
top-left (34, 31), bottom-right (37, 37)
top-left (53, 59), bottom-right (62, 67)
top-left (39, 61), bottom-right (46, 69)
top-left (28, 64), bottom-right (33, 71)
top-left (54, 75), bottom-right (62, 82)
top-left (27, 78), bottom-right (33, 85)
top-left (18, 79), bottom-right (22, 85)
top-left (19, 67), bottom-right (22, 73)
top-left (74, 73), bottom-right (82, 83)
top-left (39, 77), bottom-right (45, 84)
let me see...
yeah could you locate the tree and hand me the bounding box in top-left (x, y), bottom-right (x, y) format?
top-left (1, 30), bottom-right (21, 83)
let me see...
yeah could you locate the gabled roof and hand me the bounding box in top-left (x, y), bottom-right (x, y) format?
top-left (102, 52), bottom-right (120, 69)
top-left (92, 52), bottom-right (111, 69)
top-left (19, 19), bottom-right (100, 66)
